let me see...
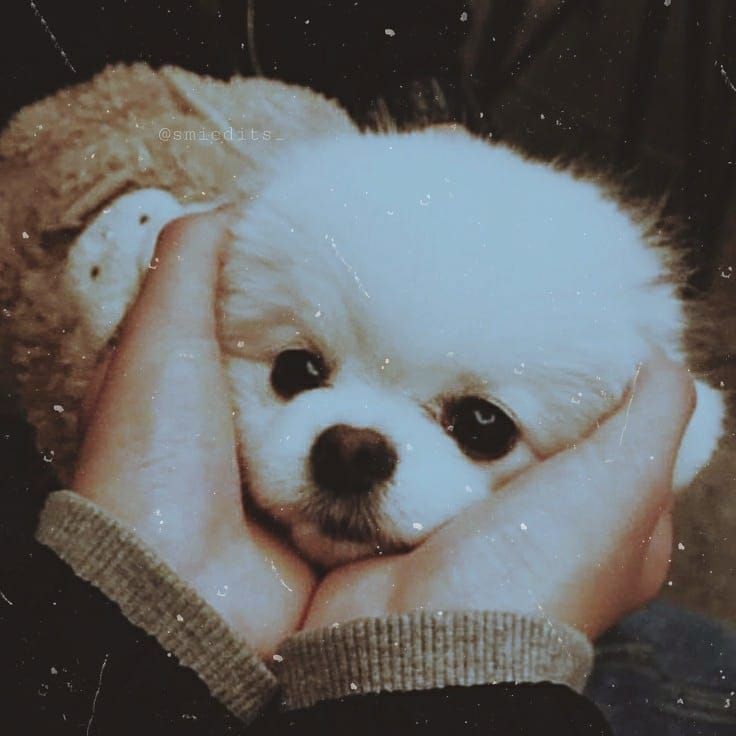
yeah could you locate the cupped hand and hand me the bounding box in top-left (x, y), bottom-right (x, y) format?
top-left (72, 211), bottom-right (316, 659)
top-left (73, 209), bottom-right (696, 650)
top-left (304, 355), bottom-right (695, 640)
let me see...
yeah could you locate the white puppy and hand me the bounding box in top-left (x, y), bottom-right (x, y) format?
top-left (66, 125), bottom-right (725, 567)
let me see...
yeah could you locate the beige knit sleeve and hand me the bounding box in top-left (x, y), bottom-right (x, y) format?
top-left (273, 610), bottom-right (594, 711)
top-left (35, 490), bottom-right (278, 724)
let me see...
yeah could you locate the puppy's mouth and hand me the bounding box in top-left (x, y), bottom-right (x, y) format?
top-left (242, 478), bottom-right (409, 563)
top-left (297, 491), bottom-right (400, 548)
top-left (291, 491), bottom-right (416, 567)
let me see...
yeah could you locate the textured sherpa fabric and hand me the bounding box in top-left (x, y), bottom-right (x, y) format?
top-left (0, 63), bottom-right (356, 481)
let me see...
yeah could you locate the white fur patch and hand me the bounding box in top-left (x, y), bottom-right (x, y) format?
top-left (220, 126), bottom-right (724, 566)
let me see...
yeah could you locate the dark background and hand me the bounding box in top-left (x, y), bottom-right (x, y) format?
top-left (1, 0), bottom-right (735, 632)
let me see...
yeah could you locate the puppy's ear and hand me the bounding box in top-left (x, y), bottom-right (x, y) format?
top-left (673, 379), bottom-right (725, 489)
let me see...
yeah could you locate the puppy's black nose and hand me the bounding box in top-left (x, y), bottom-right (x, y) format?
top-left (310, 424), bottom-right (397, 497)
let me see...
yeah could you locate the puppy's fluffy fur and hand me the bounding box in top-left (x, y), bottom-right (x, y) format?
top-left (59, 123), bottom-right (725, 567)
top-left (218, 127), bottom-right (724, 565)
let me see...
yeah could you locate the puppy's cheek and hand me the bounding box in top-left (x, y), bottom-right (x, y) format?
top-left (78, 349), bottom-right (114, 438)
top-left (379, 450), bottom-right (493, 542)
top-left (232, 418), bottom-right (308, 516)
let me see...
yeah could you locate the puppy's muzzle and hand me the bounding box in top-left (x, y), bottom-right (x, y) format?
top-left (310, 424), bottom-right (397, 498)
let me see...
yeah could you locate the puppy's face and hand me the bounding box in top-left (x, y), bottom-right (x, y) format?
top-left (220, 128), bottom-right (682, 566)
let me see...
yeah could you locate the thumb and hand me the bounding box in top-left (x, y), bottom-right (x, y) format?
top-left (637, 510), bottom-right (674, 603)
top-left (569, 352), bottom-right (695, 534)
top-left (73, 210), bottom-right (239, 536)
top-left (506, 353), bottom-right (695, 541)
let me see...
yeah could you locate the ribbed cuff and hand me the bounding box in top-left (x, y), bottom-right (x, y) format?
top-left (275, 610), bottom-right (593, 710)
top-left (35, 490), bottom-right (278, 724)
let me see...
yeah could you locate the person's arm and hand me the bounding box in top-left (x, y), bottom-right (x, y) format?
top-left (31, 492), bottom-right (604, 735)
top-left (2, 528), bottom-right (245, 735)
top-left (28, 500), bottom-right (605, 736)
top-left (34, 490), bottom-right (278, 724)
top-left (260, 684), bottom-right (611, 735)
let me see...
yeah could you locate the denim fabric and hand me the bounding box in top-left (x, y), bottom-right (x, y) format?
top-left (585, 601), bottom-right (736, 735)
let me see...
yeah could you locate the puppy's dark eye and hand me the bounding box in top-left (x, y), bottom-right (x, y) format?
top-left (445, 396), bottom-right (518, 461)
top-left (271, 349), bottom-right (328, 399)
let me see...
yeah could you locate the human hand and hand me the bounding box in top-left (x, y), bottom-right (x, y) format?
top-left (72, 211), bottom-right (316, 659)
top-left (304, 355), bottom-right (695, 639)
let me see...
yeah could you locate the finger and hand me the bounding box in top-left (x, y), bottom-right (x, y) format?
top-left (77, 210), bottom-right (230, 433)
top-left (73, 211), bottom-right (239, 537)
top-left (119, 211), bottom-right (225, 343)
top-left (636, 510), bottom-right (673, 604)
top-left (78, 351), bottom-right (112, 436)
top-left (506, 353), bottom-right (695, 540)
top-left (580, 354), bottom-right (696, 497)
